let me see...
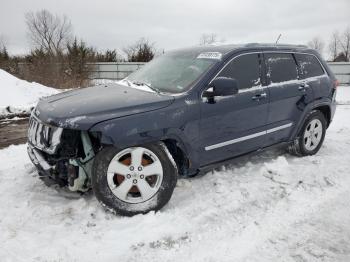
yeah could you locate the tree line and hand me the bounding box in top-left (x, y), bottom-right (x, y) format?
top-left (0, 9), bottom-right (155, 88)
top-left (308, 27), bottom-right (350, 62)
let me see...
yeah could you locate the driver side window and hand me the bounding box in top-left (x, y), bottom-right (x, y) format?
top-left (218, 53), bottom-right (261, 90)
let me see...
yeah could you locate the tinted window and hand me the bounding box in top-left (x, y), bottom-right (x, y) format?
top-left (265, 53), bottom-right (298, 83)
top-left (295, 53), bottom-right (324, 78)
top-left (218, 53), bottom-right (261, 90)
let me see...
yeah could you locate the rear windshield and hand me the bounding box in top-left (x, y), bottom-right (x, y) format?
top-left (294, 54), bottom-right (324, 79)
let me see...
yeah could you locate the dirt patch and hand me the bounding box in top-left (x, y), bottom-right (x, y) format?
top-left (0, 118), bottom-right (29, 149)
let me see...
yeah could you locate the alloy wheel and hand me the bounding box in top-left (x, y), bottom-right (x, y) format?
top-left (106, 147), bottom-right (163, 204)
top-left (303, 119), bottom-right (323, 151)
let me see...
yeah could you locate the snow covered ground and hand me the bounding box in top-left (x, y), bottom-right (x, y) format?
top-left (0, 104), bottom-right (350, 261)
top-left (0, 70), bottom-right (58, 117)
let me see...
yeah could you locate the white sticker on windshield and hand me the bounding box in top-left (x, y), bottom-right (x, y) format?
top-left (197, 52), bottom-right (222, 60)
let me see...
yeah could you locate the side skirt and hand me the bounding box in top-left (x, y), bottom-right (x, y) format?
top-left (195, 141), bottom-right (291, 177)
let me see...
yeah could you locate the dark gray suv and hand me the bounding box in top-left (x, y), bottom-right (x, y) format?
top-left (27, 43), bottom-right (337, 216)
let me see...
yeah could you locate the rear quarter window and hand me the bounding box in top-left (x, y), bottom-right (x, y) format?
top-left (265, 53), bottom-right (298, 84)
top-left (294, 53), bottom-right (325, 79)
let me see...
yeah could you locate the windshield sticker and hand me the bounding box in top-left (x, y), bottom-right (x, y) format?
top-left (197, 52), bottom-right (222, 60)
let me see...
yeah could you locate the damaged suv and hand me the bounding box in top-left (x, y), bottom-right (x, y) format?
top-left (28, 43), bottom-right (337, 216)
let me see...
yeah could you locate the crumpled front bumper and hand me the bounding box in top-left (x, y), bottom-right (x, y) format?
top-left (27, 143), bottom-right (69, 187)
top-left (27, 144), bottom-right (55, 184)
top-left (27, 143), bottom-right (53, 171)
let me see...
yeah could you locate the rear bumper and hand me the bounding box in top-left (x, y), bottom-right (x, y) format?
top-left (330, 90), bottom-right (337, 123)
top-left (330, 102), bottom-right (336, 123)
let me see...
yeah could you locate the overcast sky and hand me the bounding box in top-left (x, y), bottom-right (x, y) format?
top-left (0, 0), bottom-right (349, 57)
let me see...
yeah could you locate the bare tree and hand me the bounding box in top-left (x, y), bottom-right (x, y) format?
top-left (123, 38), bottom-right (155, 62)
top-left (338, 26), bottom-right (350, 61)
top-left (96, 49), bottom-right (122, 62)
top-left (328, 31), bottom-right (339, 61)
top-left (0, 35), bottom-right (9, 61)
top-left (199, 33), bottom-right (217, 46)
top-left (25, 9), bottom-right (72, 55)
top-left (307, 36), bottom-right (325, 55)
top-left (0, 35), bottom-right (5, 49)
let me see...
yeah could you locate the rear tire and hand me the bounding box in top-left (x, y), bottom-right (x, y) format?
top-left (288, 110), bottom-right (327, 156)
top-left (92, 143), bottom-right (177, 216)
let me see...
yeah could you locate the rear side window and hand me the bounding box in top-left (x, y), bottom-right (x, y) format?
top-left (294, 53), bottom-right (324, 78)
top-left (218, 53), bottom-right (261, 90)
top-left (265, 53), bottom-right (298, 84)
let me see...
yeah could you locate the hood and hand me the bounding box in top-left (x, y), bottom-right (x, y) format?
top-left (35, 83), bottom-right (174, 130)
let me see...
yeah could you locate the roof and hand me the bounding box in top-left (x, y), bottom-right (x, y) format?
top-left (169, 43), bottom-right (313, 59)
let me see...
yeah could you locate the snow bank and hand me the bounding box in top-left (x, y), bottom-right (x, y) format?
top-left (0, 69), bottom-right (59, 117)
top-left (1, 106), bottom-right (350, 261)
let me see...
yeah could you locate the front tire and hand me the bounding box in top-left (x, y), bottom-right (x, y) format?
top-left (92, 143), bottom-right (177, 216)
top-left (288, 110), bottom-right (327, 156)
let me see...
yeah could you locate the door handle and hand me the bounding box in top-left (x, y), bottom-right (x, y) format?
top-left (252, 92), bottom-right (267, 101)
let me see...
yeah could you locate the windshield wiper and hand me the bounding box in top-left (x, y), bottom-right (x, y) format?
top-left (132, 81), bottom-right (161, 94)
top-left (121, 79), bottom-right (133, 87)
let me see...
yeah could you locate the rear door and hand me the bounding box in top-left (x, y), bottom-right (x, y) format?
top-left (199, 52), bottom-right (269, 165)
top-left (263, 52), bottom-right (313, 146)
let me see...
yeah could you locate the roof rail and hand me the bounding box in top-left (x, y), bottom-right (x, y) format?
top-left (244, 43), bottom-right (308, 48)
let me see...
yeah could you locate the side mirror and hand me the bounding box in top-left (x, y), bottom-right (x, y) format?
top-left (203, 77), bottom-right (239, 100)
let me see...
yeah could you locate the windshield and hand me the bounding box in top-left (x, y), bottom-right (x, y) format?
top-left (126, 51), bottom-right (218, 94)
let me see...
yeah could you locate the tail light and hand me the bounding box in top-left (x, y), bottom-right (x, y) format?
top-left (334, 79), bottom-right (339, 89)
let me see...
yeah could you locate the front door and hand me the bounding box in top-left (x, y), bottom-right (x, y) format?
top-left (199, 52), bottom-right (269, 166)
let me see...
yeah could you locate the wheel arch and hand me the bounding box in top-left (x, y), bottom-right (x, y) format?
top-left (290, 101), bottom-right (332, 141)
top-left (89, 123), bottom-right (198, 176)
top-left (161, 138), bottom-right (191, 177)
top-left (313, 104), bottom-right (331, 127)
